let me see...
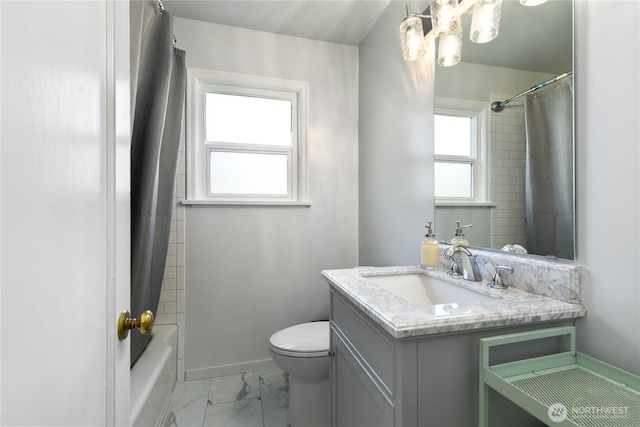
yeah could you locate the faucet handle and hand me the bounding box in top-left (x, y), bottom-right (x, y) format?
top-left (488, 266), bottom-right (514, 289)
top-left (447, 260), bottom-right (462, 277)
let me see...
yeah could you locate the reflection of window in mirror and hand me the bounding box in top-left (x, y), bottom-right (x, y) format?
top-left (434, 114), bottom-right (474, 198)
top-left (434, 98), bottom-right (488, 204)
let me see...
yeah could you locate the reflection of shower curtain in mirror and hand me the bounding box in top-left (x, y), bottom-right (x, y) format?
top-left (524, 80), bottom-right (574, 259)
top-left (130, 0), bottom-right (186, 366)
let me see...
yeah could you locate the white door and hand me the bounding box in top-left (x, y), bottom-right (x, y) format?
top-left (0, 1), bottom-right (130, 425)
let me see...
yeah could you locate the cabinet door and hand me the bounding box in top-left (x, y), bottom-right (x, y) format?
top-left (331, 327), bottom-right (394, 427)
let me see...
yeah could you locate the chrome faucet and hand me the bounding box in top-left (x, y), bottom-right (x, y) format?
top-left (488, 266), bottom-right (514, 289)
top-left (443, 245), bottom-right (481, 282)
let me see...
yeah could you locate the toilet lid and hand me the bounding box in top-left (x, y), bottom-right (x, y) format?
top-left (269, 321), bottom-right (329, 354)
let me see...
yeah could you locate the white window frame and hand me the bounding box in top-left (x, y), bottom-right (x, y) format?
top-left (185, 68), bottom-right (309, 206)
top-left (434, 97), bottom-right (489, 204)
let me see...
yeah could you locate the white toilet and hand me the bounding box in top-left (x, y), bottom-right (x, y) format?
top-left (269, 321), bottom-right (330, 427)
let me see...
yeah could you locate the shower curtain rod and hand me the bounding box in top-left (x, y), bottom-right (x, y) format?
top-left (491, 71), bottom-right (573, 113)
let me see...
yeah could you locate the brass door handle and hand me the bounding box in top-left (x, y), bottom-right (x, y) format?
top-left (118, 310), bottom-right (154, 340)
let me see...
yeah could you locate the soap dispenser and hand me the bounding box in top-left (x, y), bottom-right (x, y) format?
top-left (421, 222), bottom-right (440, 270)
top-left (451, 221), bottom-right (472, 246)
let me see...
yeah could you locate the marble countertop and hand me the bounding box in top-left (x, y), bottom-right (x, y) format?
top-left (322, 266), bottom-right (586, 339)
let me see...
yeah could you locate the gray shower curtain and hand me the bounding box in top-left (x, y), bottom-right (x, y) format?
top-left (130, 0), bottom-right (186, 366)
top-left (524, 80), bottom-right (574, 259)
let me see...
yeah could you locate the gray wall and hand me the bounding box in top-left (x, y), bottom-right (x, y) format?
top-left (435, 61), bottom-right (553, 102)
top-left (435, 206), bottom-right (492, 247)
top-left (359, 1), bottom-right (435, 267)
top-left (174, 18), bottom-right (359, 378)
top-left (574, 0), bottom-right (640, 374)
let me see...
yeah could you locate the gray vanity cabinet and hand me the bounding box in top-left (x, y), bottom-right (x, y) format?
top-left (330, 289), bottom-right (571, 427)
top-left (330, 291), bottom-right (417, 427)
top-left (331, 332), bottom-right (394, 426)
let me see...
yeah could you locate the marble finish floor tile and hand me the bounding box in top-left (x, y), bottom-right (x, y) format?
top-left (260, 369), bottom-right (289, 427)
top-left (170, 378), bottom-right (212, 427)
top-left (209, 372), bottom-right (260, 405)
top-left (169, 369), bottom-right (290, 427)
top-left (204, 398), bottom-right (263, 427)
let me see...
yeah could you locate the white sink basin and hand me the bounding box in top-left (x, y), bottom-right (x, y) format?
top-left (364, 273), bottom-right (493, 306)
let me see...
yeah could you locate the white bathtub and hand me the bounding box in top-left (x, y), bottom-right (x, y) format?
top-left (130, 325), bottom-right (178, 427)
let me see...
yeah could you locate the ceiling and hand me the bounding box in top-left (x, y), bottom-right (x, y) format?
top-left (163, 0), bottom-right (391, 46)
top-left (163, 0), bottom-right (573, 74)
top-left (459, 0), bottom-right (572, 74)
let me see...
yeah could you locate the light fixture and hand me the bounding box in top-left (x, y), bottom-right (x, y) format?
top-left (438, 25), bottom-right (462, 66)
top-left (399, 0), bottom-right (515, 67)
top-left (400, 1), bottom-right (464, 66)
top-left (429, 0), bottom-right (461, 37)
top-left (519, 0), bottom-right (548, 6)
top-left (470, 0), bottom-right (503, 44)
top-left (400, 5), bottom-right (427, 61)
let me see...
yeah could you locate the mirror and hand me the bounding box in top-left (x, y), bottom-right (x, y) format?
top-left (433, 0), bottom-right (574, 259)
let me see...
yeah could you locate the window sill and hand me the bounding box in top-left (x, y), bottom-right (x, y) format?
top-left (435, 202), bottom-right (496, 208)
top-left (181, 199), bottom-right (311, 207)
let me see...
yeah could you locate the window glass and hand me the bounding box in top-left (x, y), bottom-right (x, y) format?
top-left (434, 115), bottom-right (472, 156)
top-left (434, 162), bottom-right (472, 198)
top-left (208, 151), bottom-right (289, 195)
top-left (205, 93), bottom-right (292, 146)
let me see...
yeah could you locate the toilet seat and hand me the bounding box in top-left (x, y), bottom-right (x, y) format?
top-left (269, 321), bottom-right (330, 358)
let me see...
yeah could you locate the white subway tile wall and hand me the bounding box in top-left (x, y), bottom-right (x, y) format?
top-left (157, 122), bottom-right (187, 381)
top-left (490, 93), bottom-right (527, 250)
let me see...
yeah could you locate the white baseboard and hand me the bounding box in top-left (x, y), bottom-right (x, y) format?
top-left (184, 358), bottom-right (278, 381)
